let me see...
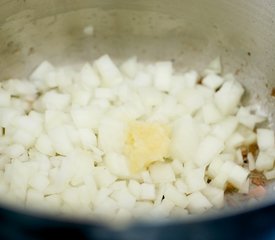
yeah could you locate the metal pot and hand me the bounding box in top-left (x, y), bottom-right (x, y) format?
top-left (0, 0), bottom-right (275, 239)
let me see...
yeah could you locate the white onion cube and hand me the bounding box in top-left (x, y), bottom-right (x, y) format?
top-left (30, 61), bottom-right (55, 82)
top-left (71, 87), bottom-right (91, 106)
top-left (80, 63), bottom-right (100, 89)
top-left (247, 153), bottom-right (256, 171)
top-left (128, 180), bottom-right (141, 198)
top-left (228, 165), bottom-right (249, 189)
top-left (151, 199), bottom-right (174, 217)
top-left (94, 88), bottom-right (115, 100)
top-left (212, 117), bottom-right (238, 141)
top-left (138, 87), bottom-right (163, 107)
top-left (140, 183), bottom-right (156, 200)
top-left (13, 130), bottom-right (36, 148)
top-left (29, 174), bottom-right (49, 191)
top-left (111, 189), bottom-right (136, 209)
top-left (264, 169), bottom-right (275, 180)
top-left (71, 107), bottom-right (100, 129)
top-left (202, 57), bottom-right (222, 76)
top-left (202, 74), bottom-right (224, 90)
top-left (5, 144), bottom-right (25, 158)
top-left (202, 102), bottom-right (223, 124)
top-left (140, 171), bottom-right (152, 183)
top-left (94, 167), bottom-right (117, 188)
top-left (0, 108), bottom-right (22, 128)
top-left (35, 134), bottom-right (55, 156)
top-left (182, 70), bottom-right (199, 88)
top-left (214, 78), bottom-right (244, 115)
top-left (225, 132), bottom-right (244, 150)
top-left (170, 116), bottom-right (199, 163)
top-left (257, 129), bottom-right (275, 150)
top-left (120, 57), bottom-right (138, 78)
top-left (98, 118), bottom-right (126, 153)
top-left (175, 180), bottom-right (189, 194)
top-left (94, 54), bottom-right (122, 87)
top-left (149, 163), bottom-right (175, 183)
top-left (195, 135), bottom-right (224, 167)
top-left (181, 89), bottom-right (204, 114)
top-left (171, 159), bottom-right (184, 175)
top-left (104, 152), bottom-right (130, 178)
top-left (56, 68), bottom-right (75, 90)
top-left (255, 152), bottom-right (274, 171)
top-left (202, 185), bottom-right (224, 208)
top-left (13, 112), bottom-right (43, 137)
top-left (44, 110), bottom-right (70, 131)
top-left (187, 192), bottom-right (212, 214)
top-left (237, 125), bottom-right (257, 146)
top-left (78, 128), bottom-right (97, 150)
top-left (153, 61), bottom-right (173, 92)
top-left (4, 79), bottom-right (37, 97)
top-left (185, 168), bottom-right (206, 193)
top-left (83, 25), bottom-right (94, 35)
top-left (48, 127), bottom-right (74, 155)
top-left (42, 91), bottom-right (70, 110)
top-left (237, 107), bottom-right (265, 129)
top-left (0, 90), bottom-right (11, 107)
top-left (210, 161), bottom-right (235, 189)
top-left (164, 184), bottom-right (188, 208)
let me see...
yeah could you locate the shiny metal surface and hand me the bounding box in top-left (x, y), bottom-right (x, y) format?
top-left (0, 0), bottom-right (275, 217)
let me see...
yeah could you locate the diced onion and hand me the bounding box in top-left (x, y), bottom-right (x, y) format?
top-left (0, 55), bottom-right (274, 222)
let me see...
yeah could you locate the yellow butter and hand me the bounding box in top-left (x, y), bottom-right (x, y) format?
top-left (124, 121), bottom-right (170, 173)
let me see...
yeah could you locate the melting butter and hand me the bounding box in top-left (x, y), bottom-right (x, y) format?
top-left (124, 121), bottom-right (171, 173)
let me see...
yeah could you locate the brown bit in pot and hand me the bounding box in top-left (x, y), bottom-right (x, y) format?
top-left (197, 76), bottom-right (203, 85)
top-left (225, 183), bottom-right (237, 193)
top-left (248, 143), bottom-right (259, 157)
top-left (271, 88), bottom-right (275, 97)
top-left (250, 170), bottom-right (267, 186)
top-left (241, 146), bottom-right (248, 163)
top-left (240, 144), bottom-right (259, 164)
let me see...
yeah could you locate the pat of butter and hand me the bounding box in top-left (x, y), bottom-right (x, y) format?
top-left (124, 121), bottom-right (170, 173)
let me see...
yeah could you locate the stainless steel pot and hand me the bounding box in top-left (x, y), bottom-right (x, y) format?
top-left (0, 0), bottom-right (275, 239)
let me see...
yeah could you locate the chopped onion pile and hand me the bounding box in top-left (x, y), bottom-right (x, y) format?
top-left (0, 55), bottom-right (274, 221)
